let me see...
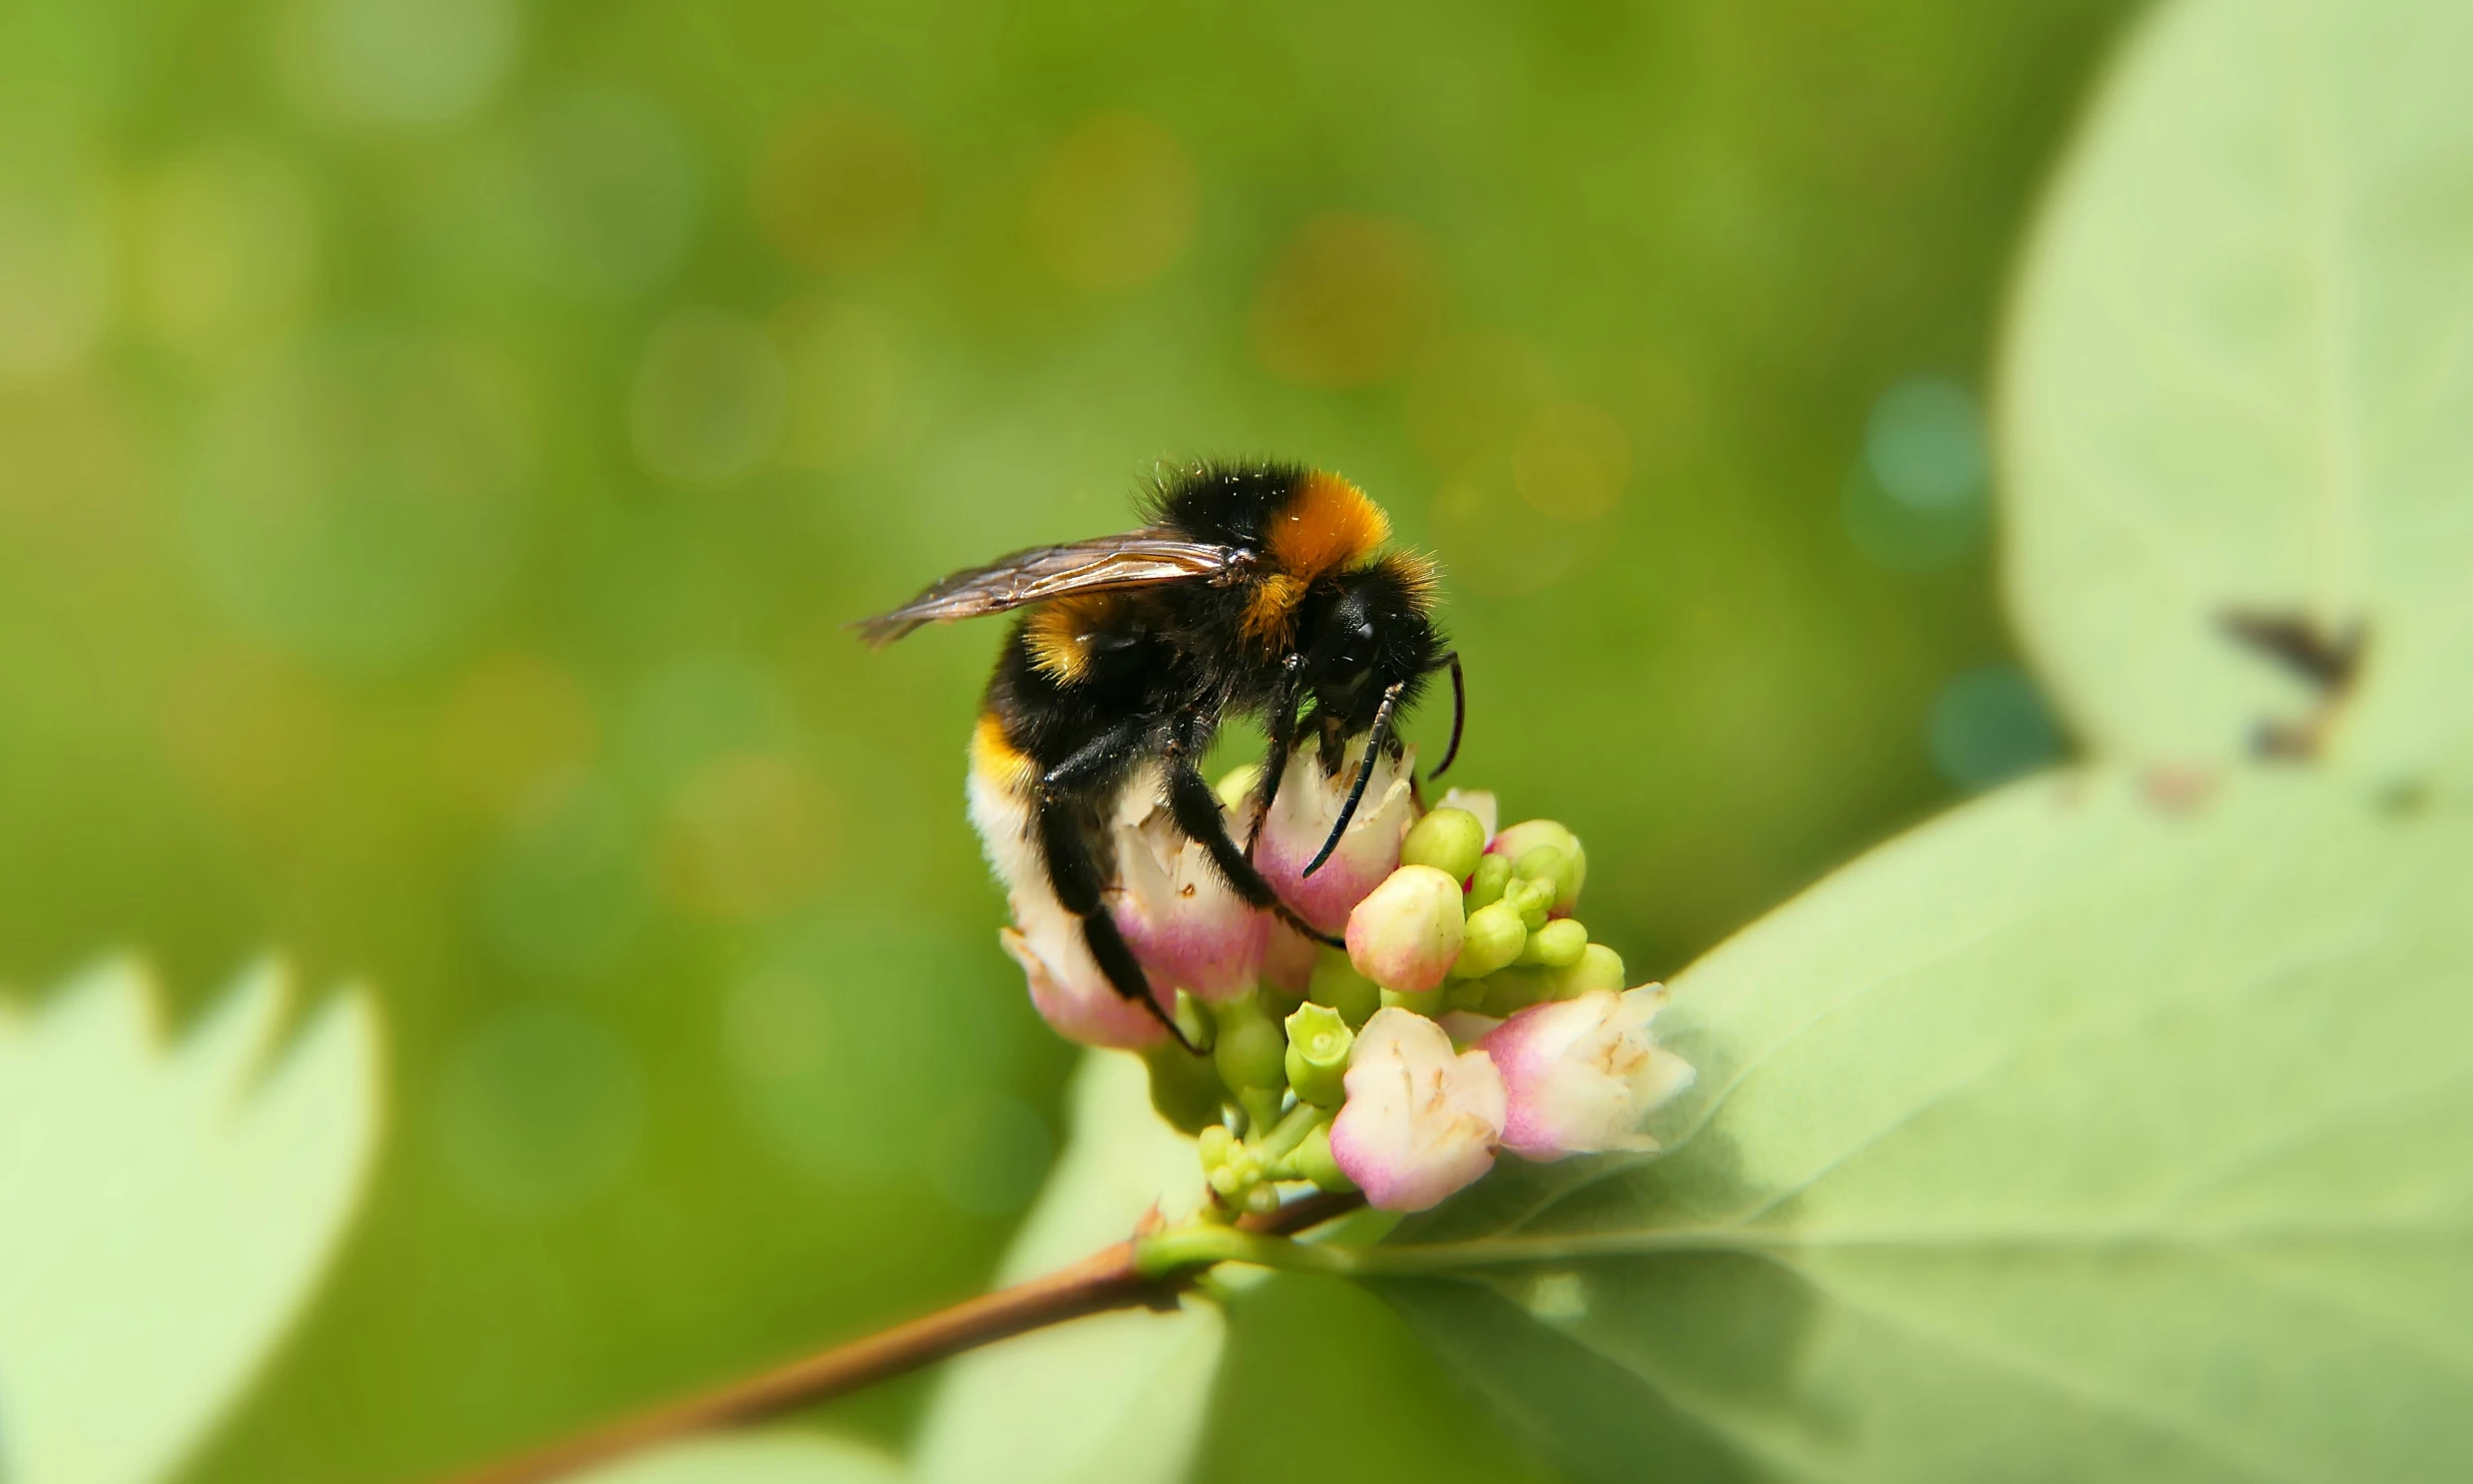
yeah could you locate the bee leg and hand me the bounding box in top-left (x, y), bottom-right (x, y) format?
top-left (1033, 735), bottom-right (1201, 1054)
top-left (1165, 711), bottom-right (1346, 950)
top-left (1035, 798), bottom-right (1200, 1053)
top-left (1427, 650), bottom-right (1465, 779)
top-left (1244, 652), bottom-right (1307, 855)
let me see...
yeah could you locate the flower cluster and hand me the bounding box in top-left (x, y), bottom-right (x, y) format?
top-left (995, 744), bottom-right (1694, 1215)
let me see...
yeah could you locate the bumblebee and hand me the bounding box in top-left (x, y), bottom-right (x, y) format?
top-left (856, 461), bottom-right (1463, 1048)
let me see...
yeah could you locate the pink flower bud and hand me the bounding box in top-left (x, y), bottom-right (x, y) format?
top-left (998, 895), bottom-right (1168, 1049)
top-left (1328, 1007), bottom-right (1506, 1212)
top-left (1479, 985), bottom-right (1694, 1161)
top-left (1253, 742), bottom-right (1417, 935)
top-left (1259, 921), bottom-right (1317, 994)
top-left (1110, 789), bottom-right (1269, 1002)
top-left (1344, 865), bottom-right (1466, 993)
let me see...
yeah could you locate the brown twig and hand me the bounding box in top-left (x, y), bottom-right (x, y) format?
top-left (436, 1192), bottom-right (1362, 1484)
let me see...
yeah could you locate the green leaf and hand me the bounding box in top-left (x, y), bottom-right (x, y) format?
top-left (2001, 0), bottom-right (2473, 784)
top-left (576, 1433), bottom-right (906, 1484)
top-left (0, 958), bottom-right (383, 1484)
top-left (911, 1050), bottom-right (1225, 1484)
top-left (1371, 769), bottom-right (2473, 1483)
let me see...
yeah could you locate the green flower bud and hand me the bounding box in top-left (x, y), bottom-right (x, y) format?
top-left (1401, 807), bottom-right (1486, 883)
top-left (1493, 942), bottom-right (1627, 1008)
top-left (1512, 843), bottom-right (1567, 884)
top-left (1494, 819), bottom-right (1585, 912)
top-left (1379, 985), bottom-right (1449, 1018)
top-left (1491, 819), bottom-right (1579, 862)
top-left (1476, 965), bottom-right (1556, 1017)
top-left (1506, 875), bottom-right (1557, 930)
top-left (1173, 990), bottom-right (1215, 1053)
top-left (1293, 1122), bottom-right (1355, 1194)
top-left (1215, 762), bottom-right (1262, 813)
top-left (1243, 1181), bottom-right (1283, 1216)
top-left (1197, 1123), bottom-right (1236, 1171)
top-left (1465, 851), bottom-right (1512, 910)
top-left (1208, 1163), bottom-right (1244, 1199)
top-left (1214, 997), bottom-right (1287, 1093)
top-left (1518, 917), bottom-right (1589, 968)
top-left (1237, 1088), bottom-right (1286, 1139)
top-left (1283, 1001), bottom-right (1355, 1107)
top-left (1306, 946), bottom-right (1380, 1029)
top-left (1452, 899), bottom-right (1528, 979)
top-left (1145, 1039), bottom-right (1231, 1135)
top-left (1562, 942), bottom-right (1626, 998)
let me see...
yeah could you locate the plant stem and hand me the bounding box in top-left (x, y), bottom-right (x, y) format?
top-left (1255, 1100), bottom-right (1328, 1164)
top-left (436, 1191), bottom-right (1361, 1484)
top-left (1132, 1223), bottom-right (1362, 1279)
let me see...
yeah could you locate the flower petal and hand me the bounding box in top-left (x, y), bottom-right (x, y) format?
top-left (1329, 1007), bottom-right (1505, 1211)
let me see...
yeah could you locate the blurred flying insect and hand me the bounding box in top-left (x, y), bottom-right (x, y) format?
top-left (855, 462), bottom-right (1464, 1049)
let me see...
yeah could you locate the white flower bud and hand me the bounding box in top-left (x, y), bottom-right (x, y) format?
top-left (1479, 985), bottom-right (1694, 1161)
top-left (1253, 742), bottom-right (1417, 935)
top-left (1110, 788), bottom-right (1269, 1003)
top-left (1344, 865), bottom-right (1467, 993)
top-left (1327, 1007), bottom-right (1506, 1212)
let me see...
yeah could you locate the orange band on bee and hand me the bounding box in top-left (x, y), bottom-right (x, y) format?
top-left (1024, 595), bottom-right (1122, 682)
top-left (971, 712), bottom-right (1037, 791)
top-left (1269, 472), bottom-right (1389, 581)
top-left (1241, 471), bottom-right (1391, 650)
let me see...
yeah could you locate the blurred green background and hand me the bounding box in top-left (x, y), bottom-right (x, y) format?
top-left (0, 0), bottom-right (2130, 1479)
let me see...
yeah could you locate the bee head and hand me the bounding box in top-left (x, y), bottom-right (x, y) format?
top-left (1300, 556), bottom-right (1443, 739)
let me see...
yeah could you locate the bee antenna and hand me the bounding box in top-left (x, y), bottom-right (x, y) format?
top-left (1302, 682), bottom-right (1405, 878)
top-left (1428, 651), bottom-right (1465, 779)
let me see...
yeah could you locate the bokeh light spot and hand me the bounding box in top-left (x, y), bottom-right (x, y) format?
top-left (1403, 331), bottom-right (1554, 473)
top-left (132, 143), bottom-right (317, 357)
top-left (753, 105), bottom-right (928, 273)
top-left (0, 170), bottom-right (111, 383)
top-left (1430, 475), bottom-right (1590, 598)
top-left (486, 85), bottom-right (701, 298)
top-left (629, 308), bottom-right (786, 486)
top-left (1865, 377), bottom-right (1987, 509)
top-left (623, 654), bottom-right (800, 797)
top-left (432, 1004), bottom-right (644, 1216)
top-left (433, 652), bottom-right (598, 818)
top-left (1027, 112), bottom-right (1197, 291)
top-left (161, 643), bottom-right (338, 826)
top-left (657, 749), bottom-right (839, 921)
top-left (185, 330), bottom-right (534, 669)
top-left (1840, 455), bottom-right (1987, 572)
top-left (1511, 402), bottom-right (1632, 522)
top-left (0, 377), bottom-right (143, 542)
top-left (778, 298), bottom-right (913, 468)
top-left (926, 1094), bottom-right (1052, 1217)
top-left (1927, 664), bottom-right (2065, 791)
top-left (1251, 214), bottom-right (1438, 387)
top-left (277, 0), bottom-right (519, 132)
top-left (479, 772), bottom-right (647, 977)
top-left (722, 917), bottom-right (1019, 1185)
top-left (1842, 376), bottom-right (1991, 572)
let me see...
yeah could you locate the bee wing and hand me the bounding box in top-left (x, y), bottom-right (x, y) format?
top-left (851, 533), bottom-right (1245, 648)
